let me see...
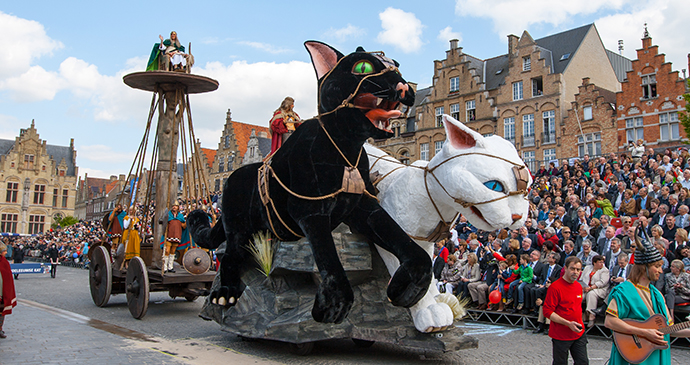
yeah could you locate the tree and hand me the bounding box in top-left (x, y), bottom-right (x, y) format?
top-left (679, 80), bottom-right (690, 144)
top-left (51, 215), bottom-right (79, 229)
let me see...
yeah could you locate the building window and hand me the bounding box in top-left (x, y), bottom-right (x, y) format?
top-left (522, 114), bottom-right (535, 147)
top-left (33, 184), bottom-right (45, 205)
top-left (400, 150), bottom-right (410, 165)
top-left (449, 77), bottom-right (459, 92)
top-left (531, 77), bottom-right (543, 97)
top-left (420, 143), bottom-right (429, 161)
top-left (523, 151), bottom-right (536, 172)
top-left (6, 182), bottom-right (18, 203)
top-left (435, 141), bottom-right (443, 155)
top-left (641, 74), bottom-right (657, 99)
top-left (435, 107), bottom-right (444, 127)
top-left (249, 146), bottom-right (255, 158)
top-left (450, 104), bottom-right (460, 120)
top-left (214, 179), bottom-right (220, 191)
top-left (224, 135), bottom-right (230, 149)
top-left (583, 105), bottom-right (593, 121)
top-left (542, 110), bottom-right (555, 144)
top-left (512, 81), bottom-right (523, 101)
top-left (24, 154), bottom-right (34, 169)
top-left (466, 100), bottom-right (476, 122)
top-left (1, 213), bottom-right (18, 233)
top-left (52, 188), bottom-right (58, 207)
top-left (625, 117), bottom-right (644, 143)
top-left (659, 112), bottom-right (680, 141)
top-left (544, 148), bottom-right (556, 162)
top-left (218, 157), bottom-right (224, 173)
top-left (28, 215), bottom-right (45, 234)
top-left (503, 117), bottom-right (515, 144)
top-left (62, 189), bottom-right (68, 208)
top-left (523, 56), bottom-right (531, 71)
top-left (578, 132), bottom-right (602, 157)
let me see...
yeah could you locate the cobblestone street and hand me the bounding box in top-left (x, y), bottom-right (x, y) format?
top-left (1, 266), bottom-right (689, 364)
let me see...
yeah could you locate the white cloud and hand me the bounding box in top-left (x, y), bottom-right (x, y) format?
top-left (79, 145), bottom-right (134, 163)
top-left (0, 114), bottom-right (21, 139)
top-left (454, 0), bottom-right (628, 39)
top-left (377, 8), bottom-right (425, 53)
top-left (595, 0), bottom-right (689, 75)
top-left (237, 41), bottom-right (292, 54)
top-left (0, 11), bottom-right (63, 80)
top-left (438, 26), bottom-right (462, 44)
top-left (1, 66), bottom-right (62, 102)
top-left (322, 24), bottom-right (366, 42)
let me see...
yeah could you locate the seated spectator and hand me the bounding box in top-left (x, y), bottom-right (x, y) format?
top-left (618, 189), bottom-right (638, 216)
top-left (596, 226), bottom-right (617, 256)
top-left (596, 193), bottom-right (615, 217)
top-left (468, 245), bottom-right (502, 310)
top-left (671, 228), bottom-right (688, 258)
top-left (575, 224), bottom-right (593, 253)
top-left (587, 199), bottom-right (603, 220)
top-left (577, 240), bottom-right (598, 266)
top-left (662, 214), bottom-right (678, 243)
top-left (437, 254), bottom-right (462, 294)
top-left (504, 239), bottom-right (520, 258)
top-left (537, 227), bottom-right (559, 250)
top-left (579, 255), bottom-right (610, 327)
top-left (614, 216), bottom-right (633, 237)
top-left (604, 237), bottom-right (624, 270)
top-left (609, 252), bottom-right (630, 288)
top-left (559, 240), bottom-right (577, 267)
top-left (507, 254), bottom-right (533, 312)
top-left (457, 252), bottom-right (480, 300)
top-left (455, 240), bottom-right (469, 263)
top-left (540, 241), bottom-right (556, 264)
top-left (664, 259), bottom-right (690, 319)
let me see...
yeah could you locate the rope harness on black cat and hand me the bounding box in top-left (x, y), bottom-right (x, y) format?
top-left (257, 52), bottom-right (405, 240)
top-left (369, 151), bottom-right (530, 242)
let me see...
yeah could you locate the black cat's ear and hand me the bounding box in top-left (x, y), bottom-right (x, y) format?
top-left (305, 41), bottom-right (344, 80)
top-left (356, 46), bottom-right (366, 52)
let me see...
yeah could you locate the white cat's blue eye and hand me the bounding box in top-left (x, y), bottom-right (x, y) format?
top-left (483, 180), bottom-right (505, 193)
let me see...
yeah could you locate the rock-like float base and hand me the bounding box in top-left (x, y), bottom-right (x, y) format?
top-left (199, 225), bottom-right (477, 352)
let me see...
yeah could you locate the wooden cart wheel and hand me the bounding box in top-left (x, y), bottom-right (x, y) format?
top-left (352, 338), bottom-right (375, 348)
top-left (126, 256), bottom-right (150, 319)
top-left (89, 245), bottom-right (112, 307)
top-left (289, 342), bottom-right (315, 356)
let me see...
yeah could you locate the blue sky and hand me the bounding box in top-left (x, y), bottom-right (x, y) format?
top-left (1, 1), bottom-right (688, 178)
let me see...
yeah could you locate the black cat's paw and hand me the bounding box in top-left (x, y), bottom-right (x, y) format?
top-left (209, 286), bottom-right (241, 307)
top-left (311, 275), bottom-right (354, 324)
top-left (387, 261), bottom-right (431, 308)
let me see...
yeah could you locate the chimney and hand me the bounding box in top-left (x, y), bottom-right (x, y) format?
top-left (258, 131), bottom-right (268, 138)
top-left (450, 39), bottom-right (459, 50)
top-left (70, 138), bottom-right (74, 148)
top-left (119, 174), bottom-right (125, 181)
top-left (508, 34), bottom-right (519, 57)
top-left (641, 23), bottom-right (652, 49)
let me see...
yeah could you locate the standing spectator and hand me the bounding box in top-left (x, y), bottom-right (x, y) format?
top-left (12, 244), bottom-right (23, 280)
top-left (664, 259), bottom-right (690, 319)
top-left (0, 242), bottom-right (17, 338)
top-left (435, 240), bottom-right (449, 264)
top-left (48, 244), bottom-right (59, 279)
top-left (543, 256), bottom-right (587, 365)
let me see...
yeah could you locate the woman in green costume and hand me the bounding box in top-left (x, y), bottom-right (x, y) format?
top-left (604, 227), bottom-right (690, 364)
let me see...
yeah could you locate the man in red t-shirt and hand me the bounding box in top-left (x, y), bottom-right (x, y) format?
top-left (543, 256), bottom-right (588, 365)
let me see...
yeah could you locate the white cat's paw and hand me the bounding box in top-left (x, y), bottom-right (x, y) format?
top-left (413, 302), bottom-right (454, 333)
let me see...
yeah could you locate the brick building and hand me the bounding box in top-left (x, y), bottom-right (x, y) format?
top-left (209, 109), bottom-right (270, 192)
top-left (615, 28), bottom-right (688, 153)
top-left (561, 78), bottom-right (618, 160)
top-left (372, 24), bottom-right (632, 170)
top-left (0, 121), bottom-right (78, 234)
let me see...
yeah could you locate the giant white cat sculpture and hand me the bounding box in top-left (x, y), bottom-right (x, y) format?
top-left (365, 114), bottom-right (532, 333)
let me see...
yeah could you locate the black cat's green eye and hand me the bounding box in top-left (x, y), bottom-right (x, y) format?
top-left (352, 60), bottom-right (374, 75)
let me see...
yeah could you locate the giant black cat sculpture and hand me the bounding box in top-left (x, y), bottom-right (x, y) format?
top-left (187, 41), bottom-right (430, 324)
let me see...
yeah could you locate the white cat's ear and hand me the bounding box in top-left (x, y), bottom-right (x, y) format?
top-left (305, 41), bottom-right (344, 80)
top-left (443, 114), bottom-right (485, 150)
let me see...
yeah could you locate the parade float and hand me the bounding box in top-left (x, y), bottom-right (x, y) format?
top-left (89, 35), bottom-right (216, 319)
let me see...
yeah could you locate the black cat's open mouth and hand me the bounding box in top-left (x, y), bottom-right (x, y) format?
top-left (352, 93), bottom-right (401, 132)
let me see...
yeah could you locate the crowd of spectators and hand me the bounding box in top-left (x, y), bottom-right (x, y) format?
top-left (433, 147), bottom-right (690, 332)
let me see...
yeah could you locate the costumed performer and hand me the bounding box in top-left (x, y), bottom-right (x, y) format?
top-left (0, 242), bottom-right (17, 339)
top-left (269, 96), bottom-right (301, 154)
top-left (161, 203), bottom-right (188, 273)
top-left (122, 206), bottom-right (142, 268)
top-left (146, 31), bottom-right (194, 71)
top-left (604, 228), bottom-right (690, 365)
top-left (108, 204), bottom-right (126, 255)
